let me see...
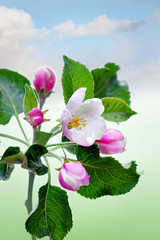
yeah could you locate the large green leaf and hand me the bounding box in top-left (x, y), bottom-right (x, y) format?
top-left (102, 97), bottom-right (137, 122)
top-left (23, 144), bottom-right (48, 176)
top-left (62, 56), bottom-right (94, 104)
top-left (92, 63), bottom-right (131, 105)
top-left (25, 184), bottom-right (72, 240)
top-left (0, 69), bottom-right (30, 125)
top-left (0, 147), bottom-right (19, 180)
top-left (24, 84), bottom-right (38, 116)
top-left (76, 145), bottom-right (140, 199)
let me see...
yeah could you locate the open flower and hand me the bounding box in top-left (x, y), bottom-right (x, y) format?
top-left (96, 128), bottom-right (126, 154)
top-left (59, 161), bottom-right (89, 191)
top-left (61, 88), bottom-right (107, 146)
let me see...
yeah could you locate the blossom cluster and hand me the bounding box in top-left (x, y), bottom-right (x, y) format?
top-left (25, 67), bottom-right (126, 192)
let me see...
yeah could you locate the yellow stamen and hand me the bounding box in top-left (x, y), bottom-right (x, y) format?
top-left (67, 116), bottom-right (87, 130)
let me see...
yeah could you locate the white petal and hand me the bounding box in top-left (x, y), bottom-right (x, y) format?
top-left (86, 116), bottom-right (107, 140)
top-left (66, 88), bottom-right (86, 115)
top-left (61, 108), bottom-right (73, 141)
top-left (71, 116), bottom-right (107, 146)
top-left (62, 170), bottom-right (81, 190)
top-left (75, 98), bottom-right (104, 119)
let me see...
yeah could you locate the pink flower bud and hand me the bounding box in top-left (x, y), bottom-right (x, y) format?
top-left (59, 162), bottom-right (89, 191)
top-left (96, 129), bottom-right (126, 154)
top-left (33, 67), bottom-right (56, 95)
top-left (28, 108), bottom-right (44, 127)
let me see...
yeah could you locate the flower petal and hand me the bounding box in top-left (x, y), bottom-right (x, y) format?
top-left (59, 171), bottom-right (75, 191)
top-left (61, 108), bottom-right (73, 141)
top-left (45, 67), bottom-right (56, 93)
top-left (66, 88), bottom-right (86, 115)
top-left (71, 116), bottom-right (106, 146)
top-left (62, 167), bottom-right (81, 190)
top-left (81, 171), bottom-right (89, 186)
top-left (98, 129), bottom-right (125, 143)
top-left (29, 108), bottom-right (43, 117)
top-left (96, 129), bottom-right (126, 154)
top-left (64, 162), bottom-right (86, 177)
top-left (98, 140), bottom-right (126, 154)
top-left (75, 98), bottom-right (104, 119)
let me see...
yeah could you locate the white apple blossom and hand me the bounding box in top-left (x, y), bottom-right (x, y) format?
top-left (61, 88), bottom-right (107, 146)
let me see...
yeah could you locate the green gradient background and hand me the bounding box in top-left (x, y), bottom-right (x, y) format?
top-left (0, 90), bottom-right (160, 240)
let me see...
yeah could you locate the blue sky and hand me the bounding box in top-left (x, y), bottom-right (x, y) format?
top-left (1, 0), bottom-right (160, 25)
top-left (0, 0), bottom-right (160, 93)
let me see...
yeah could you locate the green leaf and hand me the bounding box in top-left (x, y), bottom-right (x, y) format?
top-left (35, 164), bottom-right (48, 176)
top-left (62, 56), bottom-right (94, 104)
top-left (0, 69), bottom-right (30, 125)
top-left (0, 146), bottom-right (24, 164)
top-left (25, 184), bottom-right (72, 240)
top-left (36, 131), bottom-right (53, 146)
top-left (24, 84), bottom-right (38, 116)
top-left (0, 164), bottom-right (14, 181)
top-left (1, 146), bottom-right (20, 159)
top-left (92, 63), bottom-right (131, 105)
top-left (24, 144), bottom-right (48, 175)
top-left (102, 97), bottom-right (137, 122)
top-left (76, 145), bottom-right (140, 199)
top-left (0, 147), bottom-right (19, 180)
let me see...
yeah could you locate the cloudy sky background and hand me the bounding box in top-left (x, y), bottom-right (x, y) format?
top-left (0, 1), bottom-right (160, 239)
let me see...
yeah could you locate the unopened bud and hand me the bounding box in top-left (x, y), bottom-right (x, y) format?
top-left (59, 161), bottom-right (89, 191)
top-left (96, 129), bottom-right (126, 155)
top-left (25, 108), bottom-right (50, 127)
top-left (33, 67), bottom-right (56, 96)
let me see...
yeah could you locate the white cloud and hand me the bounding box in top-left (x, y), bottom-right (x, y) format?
top-left (53, 14), bottom-right (145, 38)
top-left (0, 6), bottom-right (48, 77)
top-left (119, 61), bottom-right (160, 92)
top-left (154, 10), bottom-right (160, 24)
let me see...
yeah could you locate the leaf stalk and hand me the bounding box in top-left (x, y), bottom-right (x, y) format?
top-left (0, 133), bottom-right (30, 147)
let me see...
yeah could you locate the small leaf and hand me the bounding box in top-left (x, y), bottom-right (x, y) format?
top-left (0, 69), bottom-right (30, 125)
top-left (0, 147), bottom-right (19, 180)
top-left (76, 145), bottom-right (140, 199)
top-left (1, 146), bottom-right (20, 159)
top-left (24, 84), bottom-right (38, 116)
top-left (92, 63), bottom-right (131, 105)
top-left (0, 146), bottom-right (24, 164)
top-left (35, 164), bottom-right (48, 176)
top-left (0, 164), bottom-right (14, 181)
top-left (24, 144), bottom-right (48, 175)
top-left (0, 152), bottom-right (24, 164)
top-left (36, 131), bottom-right (53, 146)
top-left (62, 56), bottom-right (94, 104)
top-left (25, 184), bottom-right (72, 240)
top-left (102, 97), bottom-right (137, 122)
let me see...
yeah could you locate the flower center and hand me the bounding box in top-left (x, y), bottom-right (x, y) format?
top-left (67, 117), bottom-right (87, 130)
